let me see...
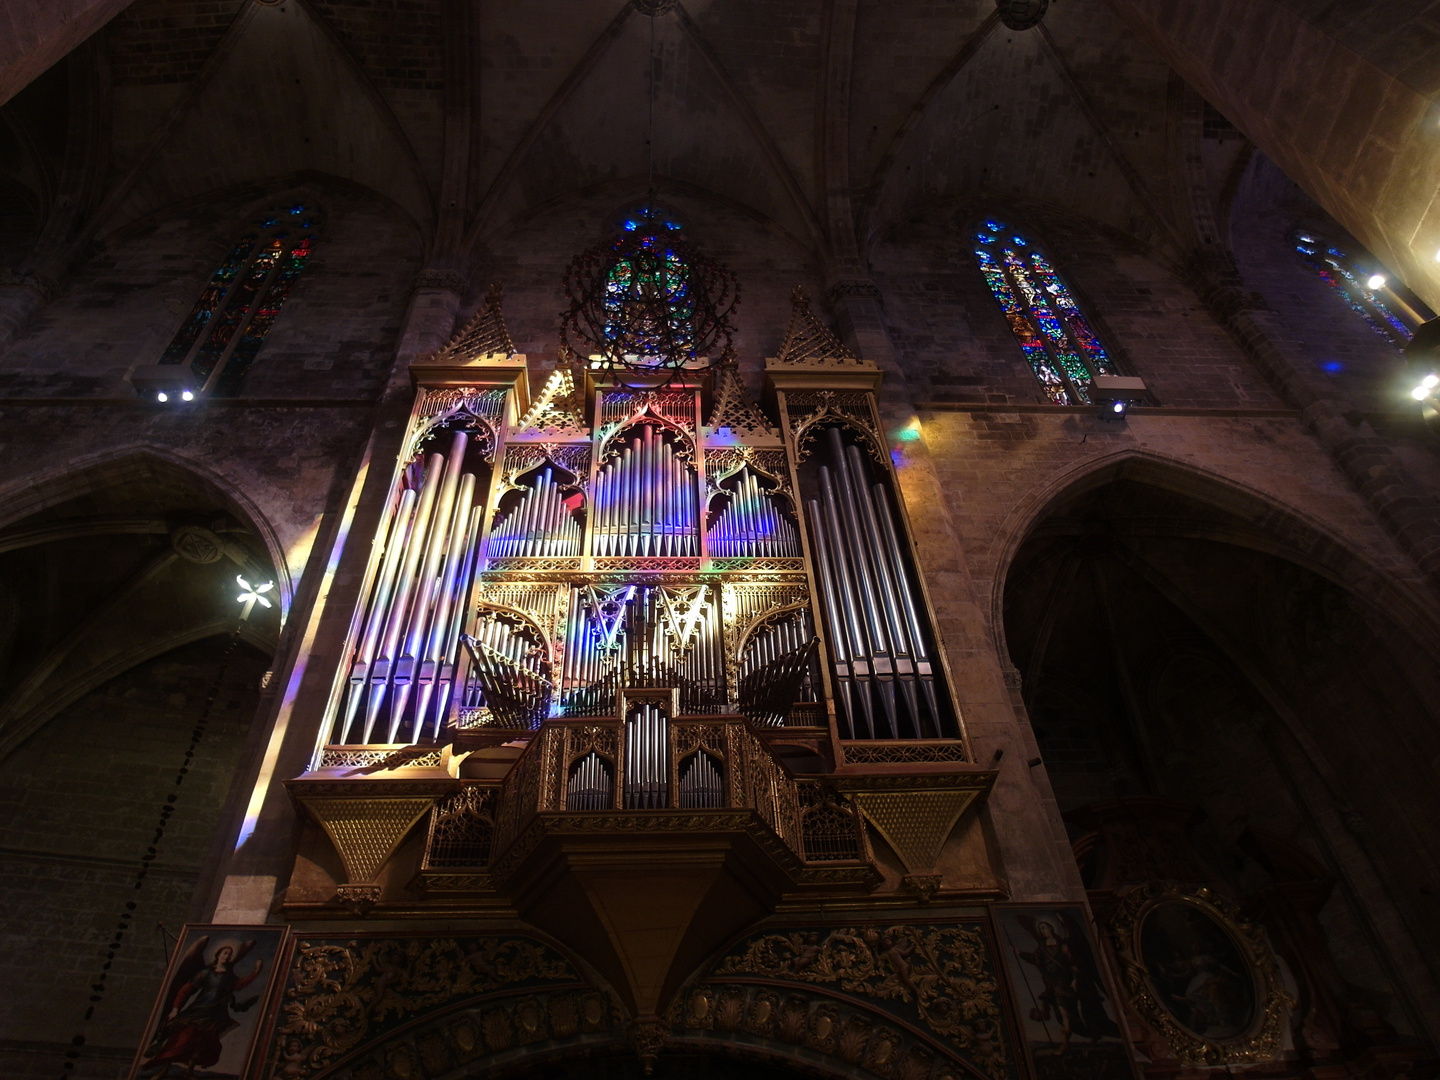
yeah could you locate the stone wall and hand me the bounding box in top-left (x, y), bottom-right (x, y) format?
top-left (0, 636), bottom-right (267, 1080)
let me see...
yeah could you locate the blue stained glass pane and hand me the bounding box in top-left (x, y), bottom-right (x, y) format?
top-left (1295, 232), bottom-right (1411, 348)
top-left (976, 247), bottom-right (1071, 404)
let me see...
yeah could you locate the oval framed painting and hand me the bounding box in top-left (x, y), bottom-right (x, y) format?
top-left (1110, 883), bottom-right (1292, 1064)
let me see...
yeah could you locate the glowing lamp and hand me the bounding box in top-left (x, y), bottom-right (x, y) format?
top-left (1090, 374), bottom-right (1148, 420)
top-left (128, 364), bottom-right (198, 403)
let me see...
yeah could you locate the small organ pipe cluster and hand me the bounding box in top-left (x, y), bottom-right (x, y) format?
top-left (319, 324), bottom-right (963, 768)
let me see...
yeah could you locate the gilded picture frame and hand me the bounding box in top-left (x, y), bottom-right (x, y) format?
top-left (1108, 883), bottom-right (1292, 1065)
top-left (127, 923), bottom-right (291, 1080)
top-left (993, 903), bottom-right (1136, 1080)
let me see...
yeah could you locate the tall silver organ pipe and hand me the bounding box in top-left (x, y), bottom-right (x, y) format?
top-left (804, 426), bottom-right (950, 740)
top-left (679, 751), bottom-right (724, 808)
top-left (592, 424), bottom-right (698, 556)
top-left (488, 466), bottom-right (583, 558)
top-left (336, 430), bottom-right (486, 745)
top-left (567, 752), bottom-right (613, 810)
top-left (708, 470), bottom-right (801, 558)
top-left (624, 701), bottom-right (669, 809)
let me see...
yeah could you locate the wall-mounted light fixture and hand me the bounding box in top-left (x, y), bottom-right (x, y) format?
top-left (1090, 374), bottom-right (1148, 420)
top-left (128, 365), bottom-right (198, 404)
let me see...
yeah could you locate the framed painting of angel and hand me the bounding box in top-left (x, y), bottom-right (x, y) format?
top-left (127, 924), bottom-right (290, 1080)
top-left (994, 905), bottom-right (1136, 1080)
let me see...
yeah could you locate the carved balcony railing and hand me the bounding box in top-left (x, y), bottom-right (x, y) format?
top-left (489, 706), bottom-right (804, 869)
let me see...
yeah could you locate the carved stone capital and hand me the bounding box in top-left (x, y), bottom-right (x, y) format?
top-left (627, 1018), bottom-right (669, 1075)
top-left (826, 278), bottom-right (883, 307)
top-left (414, 268), bottom-right (470, 295)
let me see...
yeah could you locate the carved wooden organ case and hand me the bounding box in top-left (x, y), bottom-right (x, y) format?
top-left (284, 296), bottom-right (993, 927)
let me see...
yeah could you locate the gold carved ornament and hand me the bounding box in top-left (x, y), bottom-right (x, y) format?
top-left (298, 797), bottom-right (437, 910)
top-left (513, 366), bottom-right (588, 439)
top-left (785, 390), bottom-right (887, 465)
top-left (713, 923), bottom-right (1012, 1080)
top-left (269, 935), bottom-right (577, 1079)
top-left (850, 789), bottom-right (980, 874)
top-left (1108, 881), bottom-right (1293, 1065)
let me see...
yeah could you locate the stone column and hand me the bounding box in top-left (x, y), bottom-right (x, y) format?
top-left (0, 273), bottom-right (57, 352)
top-left (829, 275), bottom-right (1087, 903)
top-left (206, 267), bottom-right (468, 922)
top-left (1202, 279), bottom-right (1440, 590)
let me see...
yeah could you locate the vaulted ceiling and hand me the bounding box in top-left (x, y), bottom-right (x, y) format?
top-left (0, 0), bottom-right (1225, 288)
top-left (2, 0), bottom-right (1434, 307)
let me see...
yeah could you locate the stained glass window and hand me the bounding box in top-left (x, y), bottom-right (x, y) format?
top-left (161, 205), bottom-right (319, 396)
top-left (974, 221), bottom-right (1115, 404)
top-left (1293, 232), bottom-right (1412, 350)
top-left (601, 206), bottom-right (694, 361)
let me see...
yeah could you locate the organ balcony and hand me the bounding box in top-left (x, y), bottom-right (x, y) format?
top-left (284, 691), bottom-right (997, 1022)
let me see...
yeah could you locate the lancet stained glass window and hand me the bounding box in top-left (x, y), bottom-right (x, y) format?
top-left (1293, 232), bottom-right (1412, 350)
top-left (161, 204), bottom-right (320, 396)
top-left (975, 221), bottom-right (1115, 405)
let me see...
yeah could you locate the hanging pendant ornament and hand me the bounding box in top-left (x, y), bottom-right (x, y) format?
top-left (996, 0), bottom-right (1048, 30)
top-left (559, 206), bottom-right (739, 386)
top-left (631, 0), bottom-right (678, 14)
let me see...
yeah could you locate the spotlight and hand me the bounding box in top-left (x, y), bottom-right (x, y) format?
top-left (1090, 374), bottom-right (1148, 420)
top-left (1367, 274), bottom-right (1387, 290)
top-left (128, 364), bottom-right (199, 403)
top-left (1412, 373), bottom-right (1440, 400)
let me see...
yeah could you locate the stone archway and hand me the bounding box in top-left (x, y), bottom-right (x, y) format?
top-left (0, 449), bottom-right (282, 1077)
top-left (1000, 465), bottom-right (1440, 1052)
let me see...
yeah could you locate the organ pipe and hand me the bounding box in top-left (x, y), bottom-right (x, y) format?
top-left (805, 426), bottom-right (949, 740)
top-left (337, 430), bottom-right (488, 745)
top-left (679, 751), bottom-right (724, 808)
top-left (593, 425), bottom-right (697, 556)
top-left (708, 469), bottom-right (800, 558)
top-left (624, 701), bottom-right (669, 809)
top-left (489, 466), bottom-right (583, 558)
top-left (567, 752), bottom-right (612, 810)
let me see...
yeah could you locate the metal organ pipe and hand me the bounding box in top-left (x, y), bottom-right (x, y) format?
top-left (342, 486), bottom-right (417, 734)
top-left (389, 432), bottom-right (470, 739)
top-left (709, 470), bottom-right (800, 558)
top-left (363, 451), bottom-right (444, 741)
top-left (432, 504), bottom-right (484, 729)
top-left (593, 425), bottom-right (697, 559)
top-left (490, 467), bottom-right (583, 558)
top-left (805, 428), bottom-right (947, 740)
top-left (624, 701), bottom-right (669, 809)
top-left (412, 469), bottom-right (477, 733)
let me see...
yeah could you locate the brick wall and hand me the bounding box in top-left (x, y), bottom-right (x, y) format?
top-left (0, 636), bottom-right (267, 1080)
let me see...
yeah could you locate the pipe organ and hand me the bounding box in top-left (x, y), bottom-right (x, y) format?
top-left (274, 287), bottom-right (1005, 1043)
top-left (315, 296), bottom-right (964, 786)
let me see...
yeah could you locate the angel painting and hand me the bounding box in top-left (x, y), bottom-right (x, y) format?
top-left (1010, 911), bottom-right (1120, 1054)
top-left (136, 934), bottom-right (270, 1078)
